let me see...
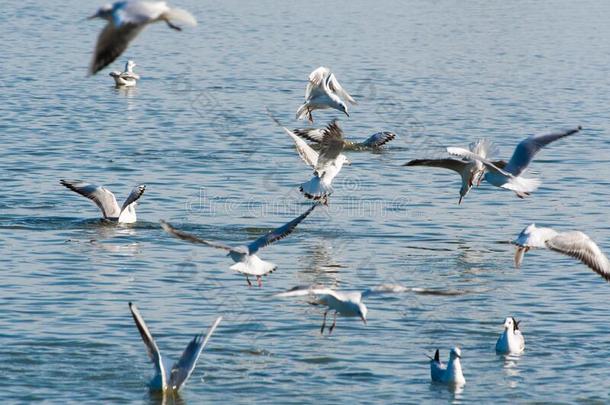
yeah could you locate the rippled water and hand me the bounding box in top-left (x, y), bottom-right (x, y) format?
top-left (2, 0), bottom-right (610, 403)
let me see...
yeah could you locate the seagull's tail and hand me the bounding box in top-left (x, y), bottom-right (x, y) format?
top-left (295, 104), bottom-right (309, 120)
top-left (502, 176), bottom-right (541, 197)
top-left (300, 176), bottom-right (332, 201)
top-left (163, 7), bottom-right (197, 27)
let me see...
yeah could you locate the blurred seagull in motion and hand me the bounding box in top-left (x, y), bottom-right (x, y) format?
top-left (513, 223), bottom-right (610, 281)
top-left (60, 179), bottom-right (146, 224)
top-left (447, 126), bottom-right (582, 198)
top-left (429, 347), bottom-right (466, 386)
top-left (160, 204), bottom-right (318, 287)
top-left (87, 1), bottom-right (197, 75)
top-left (109, 60), bottom-right (140, 87)
top-left (404, 139), bottom-right (503, 204)
top-left (275, 284), bottom-right (462, 334)
top-left (129, 302), bottom-right (221, 392)
top-left (296, 67), bottom-right (356, 123)
top-left (293, 127), bottom-right (396, 150)
top-left (495, 317), bottom-right (525, 354)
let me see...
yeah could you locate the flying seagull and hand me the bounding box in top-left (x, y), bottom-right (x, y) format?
top-left (513, 223), bottom-right (610, 281)
top-left (296, 67), bottom-right (356, 123)
top-left (495, 316), bottom-right (525, 354)
top-left (160, 204), bottom-right (318, 287)
top-left (60, 179), bottom-right (146, 224)
top-left (429, 347), bottom-right (466, 386)
top-left (447, 126), bottom-right (582, 198)
top-left (87, 1), bottom-right (197, 75)
top-left (292, 127), bottom-right (396, 150)
top-left (275, 284), bottom-right (463, 334)
top-left (129, 302), bottom-right (221, 392)
top-left (404, 139), bottom-right (504, 204)
top-left (109, 60), bottom-right (140, 87)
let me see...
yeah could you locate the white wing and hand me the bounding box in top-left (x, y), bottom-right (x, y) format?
top-left (168, 316), bottom-right (222, 391)
top-left (361, 284), bottom-right (466, 298)
top-left (268, 110), bottom-right (319, 167)
top-left (504, 127), bottom-right (582, 176)
top-left (120, 184), bottom-right (146, 213)
top-left (306, 67), bottom-right (331, 100)
top-left (360, 131), bottom-right (396, 148)
top-left (546, 231), bottom-right (610, 281)
top-left (160, 220), bottom-right (236, 252)
top-left (292, 128), bottom-right (326, 144)
top-left (326, 73), bottom-right (356, 105)
top-left (60, 179), bottom-right (121, 219)
top-left (129, 303), bottom-right (167, 388)
top-left (274, 285), bottom-right (341, 300)
top-left (446, 147), bottom-right (514, 177)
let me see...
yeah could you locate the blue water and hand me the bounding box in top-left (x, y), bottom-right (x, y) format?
top-left (2, 0), bottom-right (610, 403)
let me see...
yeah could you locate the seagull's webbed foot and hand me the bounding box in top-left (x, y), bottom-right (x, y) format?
top-left (166, 20), bottom-right (182, 31)
top-left (307, 110), bottom-right (314, 124)
top-left (257, 276), bottom-right (262, 288)
top-left (320, 310), bottom-right (328, 334)
top-left (328, 312), bottom-right (337, 335)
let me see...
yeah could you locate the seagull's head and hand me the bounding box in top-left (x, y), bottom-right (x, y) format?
top-left (449, 347), bottom-right (462, 360)
top-left (88, 4), bottom-right (113, 21)
top-left (126, 60), bottom-right (137, 70)
top-left (502, 317), bottom-right (515, 331)
top-left (357, 303), bottom-right (367, 325)
top-left (340, 102), bottom-right (349, 117)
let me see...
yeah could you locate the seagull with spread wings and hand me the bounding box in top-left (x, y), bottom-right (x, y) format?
top-left (404, 139), bottom-right (502, 204)
top-left (160, 204), bottom-right (317, 287)
top-left (447, 126), bottom-right (582, 198)
top-left (296, 67), bottom-right (356, 123)
top-left (60, 179), bottom-right (146, 224)
top-left (275, 284), bottom-right (463, 334)
top-left (129, 302), bottom-right (221, 392)
top-left (87, 1), bottom-right (197, 75)
top-left (292, 126), bottom-right (396, 150)
top-left (513, 223), bottom-right (610, 282)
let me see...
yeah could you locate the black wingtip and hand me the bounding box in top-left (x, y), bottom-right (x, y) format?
top-left (434, 349), bottom-right (440, 362)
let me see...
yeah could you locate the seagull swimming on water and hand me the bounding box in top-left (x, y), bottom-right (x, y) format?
top-left (160, 204), bottom-right (318, 287)
top-left (275, 284), bottom-right (462, 334)
top-left (109, 60), bottom-right (140, 87)
top-left (87, 1), bottom-right (197, 75)
top-left (447, 126), bottom-right (582, 198)
top-left (296, 67), bottom-right (356, 123)
top-left (404, 139), bottom-right (503, 204)
top-left (513, 223), bottom-right (610, 282)
top-left (129, 302), bottom-right (221, 392)
top-left (60, 179), bottom-right (146, 224)
top-left (292, 127), bottom-right (396, 150)
top-left (429, 347), bottom-right (466, 386)
top-left (495, 317), bottom-right (525, 354)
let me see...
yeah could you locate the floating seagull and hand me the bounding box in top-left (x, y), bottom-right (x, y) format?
top-left (88, 1), bottom-right (197, 75)
top-left (129, 302), bottom-right (221, 392)
top-left (404, 139), bottom-right (503, 204)
top-left (160, 204), bottom-right (317, 287)
top-left (296, 67), bottom-right (356, 123)
top-left (447, 126), bottom-right (582, 198)
top-left (495, 317), bottom-right (525, 354)
top-left (60, 179), bottom-right (146, 224)
top-left (429, 347), bottom-right (466, 386)
top-left (513, 223), bottom-right (610, 281)
top-left (109, 60), bottom-right (140, 87)
top-left (292, 127), bottom-right (396, 150)
top-left (275, 284), bottom-right (462, 334)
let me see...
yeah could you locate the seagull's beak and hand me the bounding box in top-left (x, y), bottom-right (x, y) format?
top-left (458, 195), bottom-right (463, 205)
top-left (344, 111), bottom-right (350, 117)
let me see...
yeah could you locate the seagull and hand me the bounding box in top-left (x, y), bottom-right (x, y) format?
top-left (129, 302), bottom-right (221, 392)
top-left (513, 223), bottom-right (610, 281)
top-left (404, 139), bottom-right (503, 204)
top-left (160, 204), bottom-right (318, 287)
top-left (429, 347), bottom-right (466, 386)
top-left (87, 1), bottom-right (197, 75)
top-left (296, 67), bottom-right (356, 123)
top-left (60, 179), bottom-right (146, 224)
top-left (109, 60), bottom-right (140, 87)
top-left (292, 127), bottom-right (396, 150)
top-left (447, 126), bottom-right (582, 198)
top-left (275, 284), bottom-right (463, 334)
top-left (495, 317), bottom-right (525, 354)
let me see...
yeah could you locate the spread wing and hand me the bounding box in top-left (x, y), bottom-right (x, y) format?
top-left (89, 22), bottom-right (144, 75)
top-left (168, 317), bottom-right (222, 391)
top-left (248, 204), bottom-right (317, 254)
top-left (326, 73), bottom-right (356, 105)
top-left (360, 131), bottom-right (396, 148)
top-left (129, 303), bottom-right (166, 387)
top-left (60, 179), bottom-right (121, 218)
top-left (403, 158), bottom-right (468, 174)
top-left (306, 66), bottom-right (331, 100)
top-left (268, 110), bottom-right (319, 167)
top-left (292, 128), bottom-right (326, 144)
top-left (361, 284), bottom-right (466, 298)
top-left (120, 184), bottom-right (146, 213)
top-left (546, 231), bottom-right (610, 282)
top-left (504, 126), bottom-right (582, 176)
top-left (274, 285), bottom-right (341, 300)
top-left (160, 220), bottom-right (235, 252)
top-left (446, 147), bottom-right (514, 177)
top-left (316, 120), bottom-right (345, 170)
